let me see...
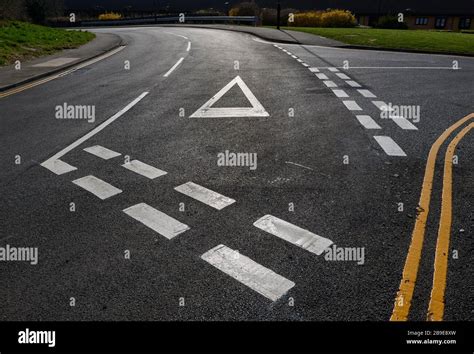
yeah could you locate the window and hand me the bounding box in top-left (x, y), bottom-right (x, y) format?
top-left (459, 17), bottom-right (472, 29)
top-left (435, 17), bottom-right (447, 28)
top-left (415, 17), bottom-right (429, 25)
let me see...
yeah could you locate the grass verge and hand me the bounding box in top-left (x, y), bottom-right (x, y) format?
top-left (281, 27), bottom-right (474, 55)
top-left (0, 21), bottom-right (95, 66)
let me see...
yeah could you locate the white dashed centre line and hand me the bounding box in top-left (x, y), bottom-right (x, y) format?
top-left (186, 41), bottom-right (191, 52)
top-left (254, 215), bottom-right (333, 256)
top-left (123, 203), bottom-right (190, 239)
top-left (201, 244), bottom-right (295, 302)
top-left (164, 57), bottom-right (184, 77)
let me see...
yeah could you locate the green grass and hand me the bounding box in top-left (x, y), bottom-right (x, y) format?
top-left (281, 27), bottom-right (474, 55)
top-left (0, 21), bottom-right (95, 66)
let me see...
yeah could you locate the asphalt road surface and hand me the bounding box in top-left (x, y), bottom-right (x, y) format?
top-left (1, 26), bottom-right (473, 321)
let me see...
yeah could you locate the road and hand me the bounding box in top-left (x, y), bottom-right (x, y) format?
top-left (0, 26), bottom-right (473, 321)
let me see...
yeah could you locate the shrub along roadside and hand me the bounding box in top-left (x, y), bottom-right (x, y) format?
top-left (0, 21), bottom-right (95, 66)
top-left (290, 10), bottom-right (356, 28)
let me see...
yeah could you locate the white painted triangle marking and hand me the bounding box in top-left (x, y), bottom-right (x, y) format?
top-left (189, 76), bottom-right (269, 118)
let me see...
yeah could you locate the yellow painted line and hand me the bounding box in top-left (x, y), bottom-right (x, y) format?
top-left (0, 46), bottom-right (125, 99)
top-left (427, 122), bottom-right (473, 321)
top-left (390, 113), bottom-right (474, 321)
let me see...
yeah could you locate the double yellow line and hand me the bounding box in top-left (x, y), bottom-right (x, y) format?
top-left (0, 46), bottom-right (125, 99)
top-left (390, 113), bottom-right (474, 321)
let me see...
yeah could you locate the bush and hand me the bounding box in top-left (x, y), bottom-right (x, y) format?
top-left (375, 15), bottom-right (408, 29)
top-left (229, 2), bottom-right (260, 17)
top-left (195, 9), bottom-right (223, 15)
top-left (98, 12), bottom-right (122, 21)
top-left (0, 0), bottom-right (27, 20)
top-left (280, 8), bottom-right (298, 26)
top-left (24, 0), bottom-right (63, 24)
top-left (261, 7), bottom-right (277, 26)
top-left (291, 9), bottom-right (356, 28)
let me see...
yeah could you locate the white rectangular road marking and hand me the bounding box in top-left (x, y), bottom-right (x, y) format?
top-left (72, 175), bottom-right (122, 200)
top-left (254, 215), bottom-right (333, 256)
top-left (291, 55), bottom-right (298, 59)
top-left (164, 57), bottom-right (184, 77)
top-left (309, 67), bottom-right (319, 72)
top-left (336, 73), bottom-right (350, 80)
top-left (332, 89), bottom-right (349, 98)
top-left (302, 63), bottom-right (310, 67)
top-left (41, 92), bottom-right (149, 174)
top-left (356, 115), bottom-right (381, 129)
top-left (328, 67), bottom-right (339, 72)
top-left (323, 81), bottom-right (337, 88)
top-left (175, 182), bottom-right (235, 210)
top-left (374, 136), bottom-right (407, 157)
top-left (122, 160), bottom-right (167, 179)
top-left (123, 203), bottom-right (190, 239)
top-left (316, 73), bottom-right (329, 80)
top-left (297, 58), bottom-right (303, 62)
top-left (33, 57), bottom-right (79, 67)
top-left (389, 115), bottom-right (418, 130)
top-left (357, 89), bottom-right (376, 98)
top-left (201, 244), bottom-right (295, 302)
top-left (372, 101), bottom-right (395, 111)
top-left (372, 101), bottom-right (417, 129)
top-left (346, 80), bottom-right (362, 88)
top-left (186, 41), bottom-right (191, 52)
top-left (83, 145), bottom-right (121, 160)
top-left (41, 159), bottom-right (77, 175)
top-left (343, 100), bottom-right (363, 111)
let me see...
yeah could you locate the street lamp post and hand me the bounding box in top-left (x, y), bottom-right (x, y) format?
top-left (277, 0), bottom-right (281, 30)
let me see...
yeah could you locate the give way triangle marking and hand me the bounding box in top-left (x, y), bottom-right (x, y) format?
top-left (189, 76), bottom-right (270, 118)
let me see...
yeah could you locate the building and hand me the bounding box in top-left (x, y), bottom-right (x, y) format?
top-left (350, 0), bottom-right (474, 30)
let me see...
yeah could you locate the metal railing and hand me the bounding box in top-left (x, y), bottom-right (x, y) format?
top-left (75, 16), bottom-right (258, 27)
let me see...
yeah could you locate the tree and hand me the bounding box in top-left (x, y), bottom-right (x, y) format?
top-left (229, 2), bottom-right (260, 17)
top-left (25, 0), bottom-right (64, 24)
top-left (0, 0), bottom-right (27, 20)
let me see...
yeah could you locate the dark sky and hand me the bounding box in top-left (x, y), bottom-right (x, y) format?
top-left (64, 0), bottom-right (474, 15)
top-left (64, 0), bottom-right (314, 11)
